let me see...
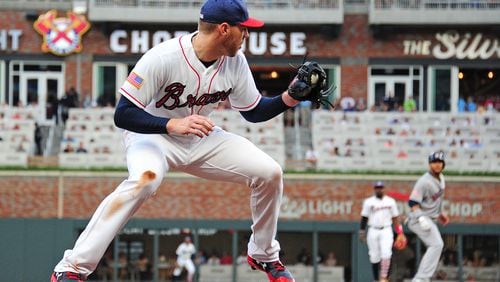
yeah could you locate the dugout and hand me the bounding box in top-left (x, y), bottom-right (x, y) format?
top-left (0, 171), bottom-right (499, 282)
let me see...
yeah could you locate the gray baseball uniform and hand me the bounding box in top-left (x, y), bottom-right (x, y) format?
top-left (407, 172), bottom-right (445, 281)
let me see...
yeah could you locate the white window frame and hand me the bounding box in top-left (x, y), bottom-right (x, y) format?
top-left (368, 65), bottom-right (423, 111)
top-left (0, 61), bottom-right (5, 105)
top-left (92, 62), bottom-right (129, 106)
top-left (8, 60), bottom-right (65, 106)
top-left (427, 65), bottom-right (458, 113)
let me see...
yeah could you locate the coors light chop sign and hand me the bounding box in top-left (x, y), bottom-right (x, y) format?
top-left (403, 31), bottom-right (500, 60)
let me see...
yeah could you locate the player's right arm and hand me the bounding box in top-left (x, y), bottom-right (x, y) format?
top-left (114, 96), bottom-right (214, 137)
top-left (359, 199), bottom-right (370, 242)
top-left (408, 177), bottom-right (425, 212)
top-left (115, 51), bottom-right (214, 137)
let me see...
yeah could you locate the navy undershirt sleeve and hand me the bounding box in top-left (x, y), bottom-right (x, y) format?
top-left (360, 216), bottom-right (368, 230)
top-left (408, 200), bottom-right (420, 208)
top-left (239, 95), bottom-right (291, 123)
top-left (114, 95), bottom-right (170, 134)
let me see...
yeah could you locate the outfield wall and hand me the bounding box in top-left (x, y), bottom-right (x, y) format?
top-left (0, 172), bottom-right (499, 282)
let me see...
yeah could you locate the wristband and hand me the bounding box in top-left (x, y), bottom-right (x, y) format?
top-left (395, 224), bottom-right (403, 235)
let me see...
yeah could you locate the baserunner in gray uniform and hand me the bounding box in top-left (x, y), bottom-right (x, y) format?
top-left (407, 151), bottom-right (450, 282)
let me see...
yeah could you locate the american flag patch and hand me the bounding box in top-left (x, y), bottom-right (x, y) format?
top-left (127, 72), bottom-right (144, 89)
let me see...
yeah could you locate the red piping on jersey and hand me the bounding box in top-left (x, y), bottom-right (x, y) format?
top-left (179, 35), bottom-right (201, 115)
top-left (197, 56), bottom-right (226, 114)
top-left (232, 94), bottom-right (261, 110)
top-left (386, 191), bottom-right (410, 201)
top-left (120, 87), bottom-right (146, 108)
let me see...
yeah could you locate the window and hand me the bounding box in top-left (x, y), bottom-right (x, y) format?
top-left (93, 63), bottom-right (130, 107)
top-left (369, 66), bottom-right (423, 112)
top-left (0, 61), bottom-right (4, 105)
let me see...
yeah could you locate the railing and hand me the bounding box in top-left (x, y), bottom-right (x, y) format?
top-left (372, 0), bottom-right (500, 10)
top-left (88, 0), bottom-right (343, 24)
top-left (92, 0), bottom-right (340, 9)
top-left (0, 0), bottom-right (73, 10)
top-left (369, 0), bottom-right (500, 24)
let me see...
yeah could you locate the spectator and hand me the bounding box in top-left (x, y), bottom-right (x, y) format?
top-left (136, 254), bottom-right (152, 280)
top-left (220, 251), bottom-right (233, 265)
top-left (484, 97), bottom-right (495, 112)
top-left (324, 251), bottom-right (338, 266)
top-left (236, 251), bottom-right (247, 265)
top-left (305, 146), bottom-right (319, 169)
top-left (356, 97), bottom-right (367, 111)
top-left (298, 100), bottom-right (312, 128)
top-left (34, 122), bottom-right (43, 156)
top-left (59, 87), bottom-right (80, 124)
top-left (403, 96), bottom-right (417, 112)
top-left (383, 93), bottom-right (395, 111)
top-left (117, 252), bottom-right (130, 280)
top-left (76, 142), bottom-right (88, 153)
top-left (458, 97), bottom-right (467, 112)
top-left (63, 143), bottom-right (75, 153)
top-left (297, 248), bottom-right (311, 265)
top-left (195, 250), bottom-right (207, 265)
top-left (16, 142), bottom-right (26, 153)
top-left (340, 96), bottom-right (356, 112)
top-left (467, 96), bottom-right (477, 112)
top-left (207, 252), bottom-right (220, 266)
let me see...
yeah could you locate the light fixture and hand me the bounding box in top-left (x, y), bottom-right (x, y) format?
top-left (458, 72), bottom-right (464, 79)
top-left (270, 71), bottom-right (279, 79)
top-left (488, 71), bottom-right (494, 79)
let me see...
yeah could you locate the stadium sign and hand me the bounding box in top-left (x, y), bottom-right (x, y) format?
top-left (403, 31), bottom-right (500, 60)
top-left (33, 10), bottom-right (91, 56)
top-left (0, 29), bottom-right (22, 51)
top-left (110, 29), bottom-right (307, 55)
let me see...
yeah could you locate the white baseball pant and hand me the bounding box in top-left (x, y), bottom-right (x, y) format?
top-left (408, 218), bottom-right (444, 281)
top-left (54, 127), bottom-right (283, 276)
top-left (173, 258), bottom-right (195, 276)
top-left (367, 226), bottom-right (394, 263)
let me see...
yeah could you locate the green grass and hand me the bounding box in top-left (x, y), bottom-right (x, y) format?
top-left (1, 166), bottom-right (498, 177)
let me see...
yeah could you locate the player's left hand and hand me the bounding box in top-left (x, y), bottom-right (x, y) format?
top-left (393, 233), bottom-right (407, 250)
top-left (438, 212), bottom-right (450, 226)
top-left (287, 61), bottom-right (336, 109)
top-left (358, 230), bottom-right (366, 243)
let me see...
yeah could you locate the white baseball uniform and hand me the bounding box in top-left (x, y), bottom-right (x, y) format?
top-left (173, 241), bottom-right (196, 276)
top-left (54, 32), bottom-right (283, 276)
top-left (361, 195), bottom-right (399, 278)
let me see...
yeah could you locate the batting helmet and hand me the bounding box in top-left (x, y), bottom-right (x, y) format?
top-left (428, 151), bottom-right (445, 167)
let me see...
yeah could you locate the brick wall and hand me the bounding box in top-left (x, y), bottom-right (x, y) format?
top-left (0, 173), bottom-right (498, 224)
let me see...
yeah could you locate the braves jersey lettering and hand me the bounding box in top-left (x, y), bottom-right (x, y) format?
top-left (154, 82), bottom-right (232, 110)
top-left (362, 196), bottom-right (399, 227)
top-left (370, 205), bottom-right (392, 213)
top-left (119, 33), bottom-right (260, 118)
top-left (430, 189), bottom-right (444, 201)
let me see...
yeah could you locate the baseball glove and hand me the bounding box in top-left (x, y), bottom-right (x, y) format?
top-left (288, 61), bottom-right (336, 109)
top-left (393, 233), bottom-right (407, 250)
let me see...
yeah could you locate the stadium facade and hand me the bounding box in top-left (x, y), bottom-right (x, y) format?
top-left (0, 1), bottom-right (499, 281)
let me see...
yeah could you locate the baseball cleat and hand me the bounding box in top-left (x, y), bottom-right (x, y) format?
top-left (50, 272), bottom-right (86, 282)
top-left (247, 255), bottom-right (295, 282)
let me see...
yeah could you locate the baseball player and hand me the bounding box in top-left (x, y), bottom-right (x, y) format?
top-left (173, 236), bottom-right (196, 282)
top-left (359, 181), bottom-right (405, 282)
top-left (407, 151), bottom-right (450, 282)
top-left (50, 0), bottom-right (330, 281)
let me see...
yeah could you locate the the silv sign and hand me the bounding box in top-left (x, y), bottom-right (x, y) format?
top-left (403, 31), bottom-right (499, 60)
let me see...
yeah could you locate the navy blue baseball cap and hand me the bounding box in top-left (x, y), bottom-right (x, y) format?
top-left (200, 0), bottom-right (264, 28)
top-left (374, 181), bottom-right (384, 188)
